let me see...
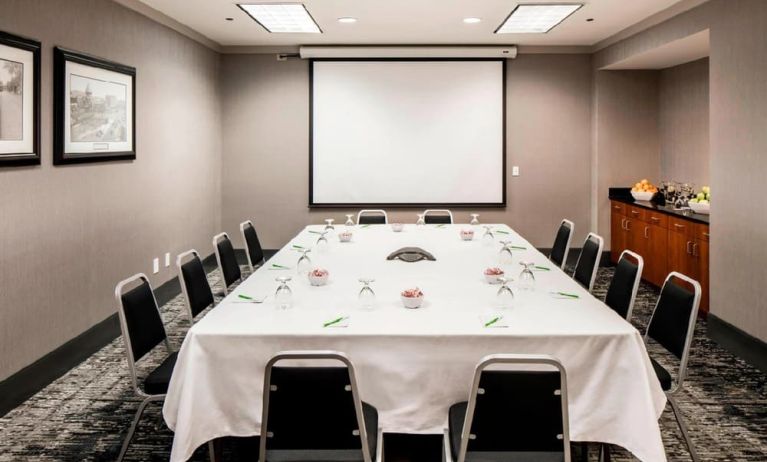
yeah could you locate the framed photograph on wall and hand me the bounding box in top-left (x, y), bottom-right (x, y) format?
top-left (0, 31), bottom-right (40, 166)
top-left (54, 47), bottom-right (135, 164)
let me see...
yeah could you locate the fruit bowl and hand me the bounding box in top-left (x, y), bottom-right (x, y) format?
top-left (460, 229), bottom-right (474, 241)
top-left (631, 191), bottom-right (656, 201)
top-left (484, 267), bottom-right (505, 284)
top-left (688, 201), bottom-right (710, 215)
top-left (401, 288), bottom-right (424, 309)
top-left (308, 268), bottom-right (329, 286)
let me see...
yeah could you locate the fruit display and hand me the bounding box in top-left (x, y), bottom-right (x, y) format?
top-left (689, 186), bottom-right (711, 205)
top-left (632, 179), bottom-right (659, 194)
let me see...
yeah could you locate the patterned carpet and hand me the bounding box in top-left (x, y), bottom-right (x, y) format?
top-left (0, 267), bottom-right (765, 461)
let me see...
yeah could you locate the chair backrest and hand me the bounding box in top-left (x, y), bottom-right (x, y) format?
top-left (260, 351), bottom-right (373, 462)
top-left (645, 272), bottom-right (701, 389)
top-left (604, 250), bottom-right (644, 321)
top-left (357, 209), bottom-right (388, 225)
top-left (573, 232), bottom-right (604, 292)
top-left (550, 219), bottom-right (574, 269)
top-left (240, 220), bottom-right (265, 271)
top-left (115, 274), bottom-right (170, 391)
top-left (456, 354), bottom-right (570, 462)
top-left (177, 249), bottom-right (214, 322)
top-left (423, 209), bottom-right (453, 224)
top-left (213, 232), bottom-right (241, 293)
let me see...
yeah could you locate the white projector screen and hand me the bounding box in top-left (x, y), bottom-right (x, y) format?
top-left (310, 60), bottom-right (505, 207)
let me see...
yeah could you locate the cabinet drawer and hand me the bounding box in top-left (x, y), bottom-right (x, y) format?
top-left (627, 206), bottom-right (646, 221)
top-left (611, 201), bottom-right (627, 215)
top-left (645, 211), bottom-right (668, 228)
top-left (669, 216), bottom-right (695, 237)
top-left (695, 223), bottom-right (710, 242)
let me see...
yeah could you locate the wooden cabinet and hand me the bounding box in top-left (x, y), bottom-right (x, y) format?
top-left (610, 200), bottom-right (709, 315)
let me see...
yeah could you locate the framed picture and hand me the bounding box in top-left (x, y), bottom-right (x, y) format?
top-left (54, 47), bottom-right (135, 164)
top-left (0, 31), bottom-right (40, 166)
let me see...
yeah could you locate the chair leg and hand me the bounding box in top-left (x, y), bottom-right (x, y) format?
top-left (117, 396), bottom-right (158, 462)
top-left (599, 443), bottom-right (612, 462)
top-left (668, 395), bottom-right (700, 462)
top-left (208, 440), bottom-right (218, 462)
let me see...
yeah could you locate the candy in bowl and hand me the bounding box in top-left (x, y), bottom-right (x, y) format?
top-left (391, 223), bottom-right (404, 232)
top-left (460, 229), bottom-right (474, 241)
top-left (484, 267), bottom-right (505, 284)
top-left (401, 287), bottom-right (424, 309)
top-left (308, 268), bottom-right (329, 286)
top-left (338, 231), bottom-right (353, 242)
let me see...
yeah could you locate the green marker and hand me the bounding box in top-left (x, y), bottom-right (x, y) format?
top-left (535, 266), bottom-right (551, 271)
top-left (238, 294), bottom-right (254, 300)
top-left (511, 245), bottom-right (527, 250)
top-left (323, 316), bottom-right (348, 327)
top-left (484, 316), bottom-right (501, 327)
top-left (271, 263), bottom-right (289, 269)
top-left (554, 291), bottom-right (579, 299)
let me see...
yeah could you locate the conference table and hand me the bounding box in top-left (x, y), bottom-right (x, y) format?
top-left (163, 224), bottom-right (667, 462)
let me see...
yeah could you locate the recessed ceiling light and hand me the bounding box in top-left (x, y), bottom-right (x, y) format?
top-left (338, 17), bottom-right (357, 24)
top-left (238, 3), bottom-right (322, 33)
top-left (463, 17), bottom-right (482, 24)
top-left (495, 4), bottom-right (583, 34)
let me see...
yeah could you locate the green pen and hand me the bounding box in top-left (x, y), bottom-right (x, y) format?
top-left (554, 291), bottom-right (579, 299)
top-left (361, 224), bottom-right (371, 228)
top-left (511, 245), bottom-right (527, 250)
top-left (238, 294), bottom-right (254, 300)
top-left (308, 230), bottom-right (321, 234)
top-left (292, 244), bottom-right (305, 249)
top-left (535, 265), bottom-right (551, 271)
top-left (323, 316), bottom-right (348, 327)
top-left (436, 224), bottom-right (446, 228)
top-left (271, 263), bottom-right (289, 269)
top-left (484, 316), bottom-right (501, 327)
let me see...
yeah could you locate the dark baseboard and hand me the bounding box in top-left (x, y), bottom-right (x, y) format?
top-left (0, 252), bottom-right (219, 417)
top-left (708, 314), bottom-right (767, 374)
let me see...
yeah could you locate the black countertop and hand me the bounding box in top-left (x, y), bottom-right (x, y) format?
top-left (608, 187), bottom-right (709, 225)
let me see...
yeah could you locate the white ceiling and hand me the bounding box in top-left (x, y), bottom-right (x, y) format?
top-left (136, 0), bottom-right (687, 47)
top-left (602, 30), bottom-right (709, 69)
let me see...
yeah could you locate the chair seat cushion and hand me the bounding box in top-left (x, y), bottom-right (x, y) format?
top-left (651, 357), bottom-right (672, 391)
top-left (144, 352), bottom-right (178, 395)
top-left (448, 402), bottom-right (564, 462)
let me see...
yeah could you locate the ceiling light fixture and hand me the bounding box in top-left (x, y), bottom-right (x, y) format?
top-left (238, 3), bottom-right (322, 33)
top-left (337, 17), bottom-right (357, 24)
top-left (495, 4), bottom-right (583, 34)
top-left (463, 17), bottom-right (482, 24)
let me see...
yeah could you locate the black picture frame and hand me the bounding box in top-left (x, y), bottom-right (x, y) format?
top-left (53, 47), bottom-right (136, 165)
top-left (0, 30), bottom-right (41, 167)
top-left (308, 58), bottom-right (507, 209)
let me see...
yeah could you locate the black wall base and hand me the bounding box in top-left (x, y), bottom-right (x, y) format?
top-left (708, 314), bottom-right (767, 374)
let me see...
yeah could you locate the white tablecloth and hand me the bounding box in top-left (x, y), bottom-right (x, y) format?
top-left (163, 224), bottom-right (667, 462)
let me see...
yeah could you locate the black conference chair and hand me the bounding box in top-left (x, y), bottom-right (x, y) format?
top-left (423, 209), bottom-right (453, 224)
top-left (240, 220), bottom-right (266, 272)
top-left (213, 232), bottom-right (242, 295)
top-left (572, 232), bottom-right (604, 293)
top-left (549, 219), bottom-right (575, 270)
top-left (445, 354), bottom-right (571, 462)
top-left (644, 272), bottom-right (702, 462)
top-left (259, 351), bottom-right (383, 462)
top-left (357, 209), bottom-right (388, 225)
top-left (177, 249), bottom-right (215, 324)
top-left (604, 250), bottom-right (644, 321)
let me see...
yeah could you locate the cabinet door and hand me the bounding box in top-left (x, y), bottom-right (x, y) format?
top-left (627, 217), bottom-right (646, 263)
top-left (643, 224), bottom-right (668, 286)
top-left (667, 229), bottom-right (694, 280)
top-left (693, 239), bottom-right (710, 314)
top-left (611, 211), bottom-right (627, 264)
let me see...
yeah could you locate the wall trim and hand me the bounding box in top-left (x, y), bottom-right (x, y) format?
top-left (708, 314), bottom-right (767, 374)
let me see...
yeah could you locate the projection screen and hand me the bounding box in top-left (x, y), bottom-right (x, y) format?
top-left (310, 60), bottom-right (505, 207)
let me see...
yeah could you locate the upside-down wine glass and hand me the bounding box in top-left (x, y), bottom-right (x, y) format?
top-left (519, 262), bottom-right (536, 291)
top-left (482, 226), bottom-right (494, 246)
top-left (499, 241), bottom-right (514, 266)
top-left (416, 214), bottom-right (425, 226)
top-left (358, 278), bottom-right (376, 309)
top-left (345, 214), bottom-right (355, 227)
top-left (296, 249), bottom-right (312, 276)
top-left (274, 276), bottom-right (293, 310)
top-left (496, 277), bottom-right (514, 309)
top-left (315, 231), bottom-right (329, 252)
top-left (470, 214), bottom-right (480, 226)
top-left (324, 218), bottom-right (335, 231)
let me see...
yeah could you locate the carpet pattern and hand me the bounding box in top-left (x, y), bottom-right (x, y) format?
top-left (0, 267), bottom-right (765, 461)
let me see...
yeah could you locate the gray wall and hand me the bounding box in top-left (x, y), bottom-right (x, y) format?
top-left (0, 0), bottom-right (222, 380)
top-left (221, 53), bottom-right (593, 249)
top-left (659, 58), bottom-right (710, 186)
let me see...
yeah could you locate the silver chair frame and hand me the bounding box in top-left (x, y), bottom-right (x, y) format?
top-left (176, 249), bottom-right (214, 324)
top-left (423, 209), bottom-right (454, 224)
top-left (573, 232), bottom-right (605, 293)
top-left (259, 350), bottom-right (383, 462)
top-left (643, 271), bottom-right (701, 462)
top-left (356, 209), bottom-right (389, 225)
top-left (443, 354), bottom-right (571, 462)
top-left (212, 231), bottom-right (241, 295)
top-left (240, 220), bottom-right (266, 272)
top-left (614, 250), bottom-right (644, 322)
top-left (551, 219), bottom-right (575, 270)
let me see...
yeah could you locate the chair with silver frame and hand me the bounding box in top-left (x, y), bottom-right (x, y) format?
top-left (444, 354), bottom-right (571, 462)
top-left (213, 232), bottom-right (242, 295)
top-left (643, 271), bottom-right (702, 462)
top-left (572, 232), bottom-right (605, 293)
top-left (259, 350), bottom-right (383, 462)
top-left (114, 273), bottom-right (214, 461)
top-left (240, 219), bottom-right (267, 272)
top-left (604, 250), bottom-right (644, 322)
top-left (549, 219), bottom-right (574, 270)
top-left (177, 249), bottom-right (215, 324)
top-left (423, 209), bottom-right (454, 224)
top-left (357, 209), bottom-right (388, 225)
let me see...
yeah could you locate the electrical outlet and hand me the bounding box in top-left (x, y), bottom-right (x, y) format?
top-left (165, 252), bottom-right (171, 267)
top-left (153, 258), bottom-right (160, 274)
top-left (512, 166), bottom-right (520, 177)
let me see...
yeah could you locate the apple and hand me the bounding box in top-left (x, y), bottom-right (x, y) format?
top-left (702, 186), bottom-right (710, 195)
top-left (697, 192), bottom-right (706, 201)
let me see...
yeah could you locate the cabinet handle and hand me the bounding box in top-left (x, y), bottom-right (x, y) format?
top-left (644, 226), bottom-right (649, 239)
top-left (621, 218), bottom-right (627, 230)
top-left (631, 210), bottom-right (640, 215)
top-left (703, 232), bottom-right (710, 237)
top-left (625, 220), bottom-right (631, 231)
top-left (686, 241), bottom-right (692, 254)
top-left (614, 205), bottom-right (621, 210)
top-left (674, 223), bottom-right (685, 228)
top-left (650, 217), bottom-right (660, 222)
top-left (693, 243), bottom-right (699, 257)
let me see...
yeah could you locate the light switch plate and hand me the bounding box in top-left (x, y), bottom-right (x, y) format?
top-left (165, 252), bottom-right (171, 267)
top-left (153, 258), bottom-right (160, 274)
top-left (512, 166), bottom-right (520, 176)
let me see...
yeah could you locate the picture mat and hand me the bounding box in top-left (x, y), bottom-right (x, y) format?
top-left (312, 60), bottom-right (504, 205)
top-left (0, 43), bottom-right (33, 155)
top-left (64, 60), bottom-right (133, 155)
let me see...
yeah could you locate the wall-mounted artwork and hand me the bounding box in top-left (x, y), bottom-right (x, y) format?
top-left (54, 47), bottom-right (135, 164)
top-left (0, 31), bottom-right (40, 166)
